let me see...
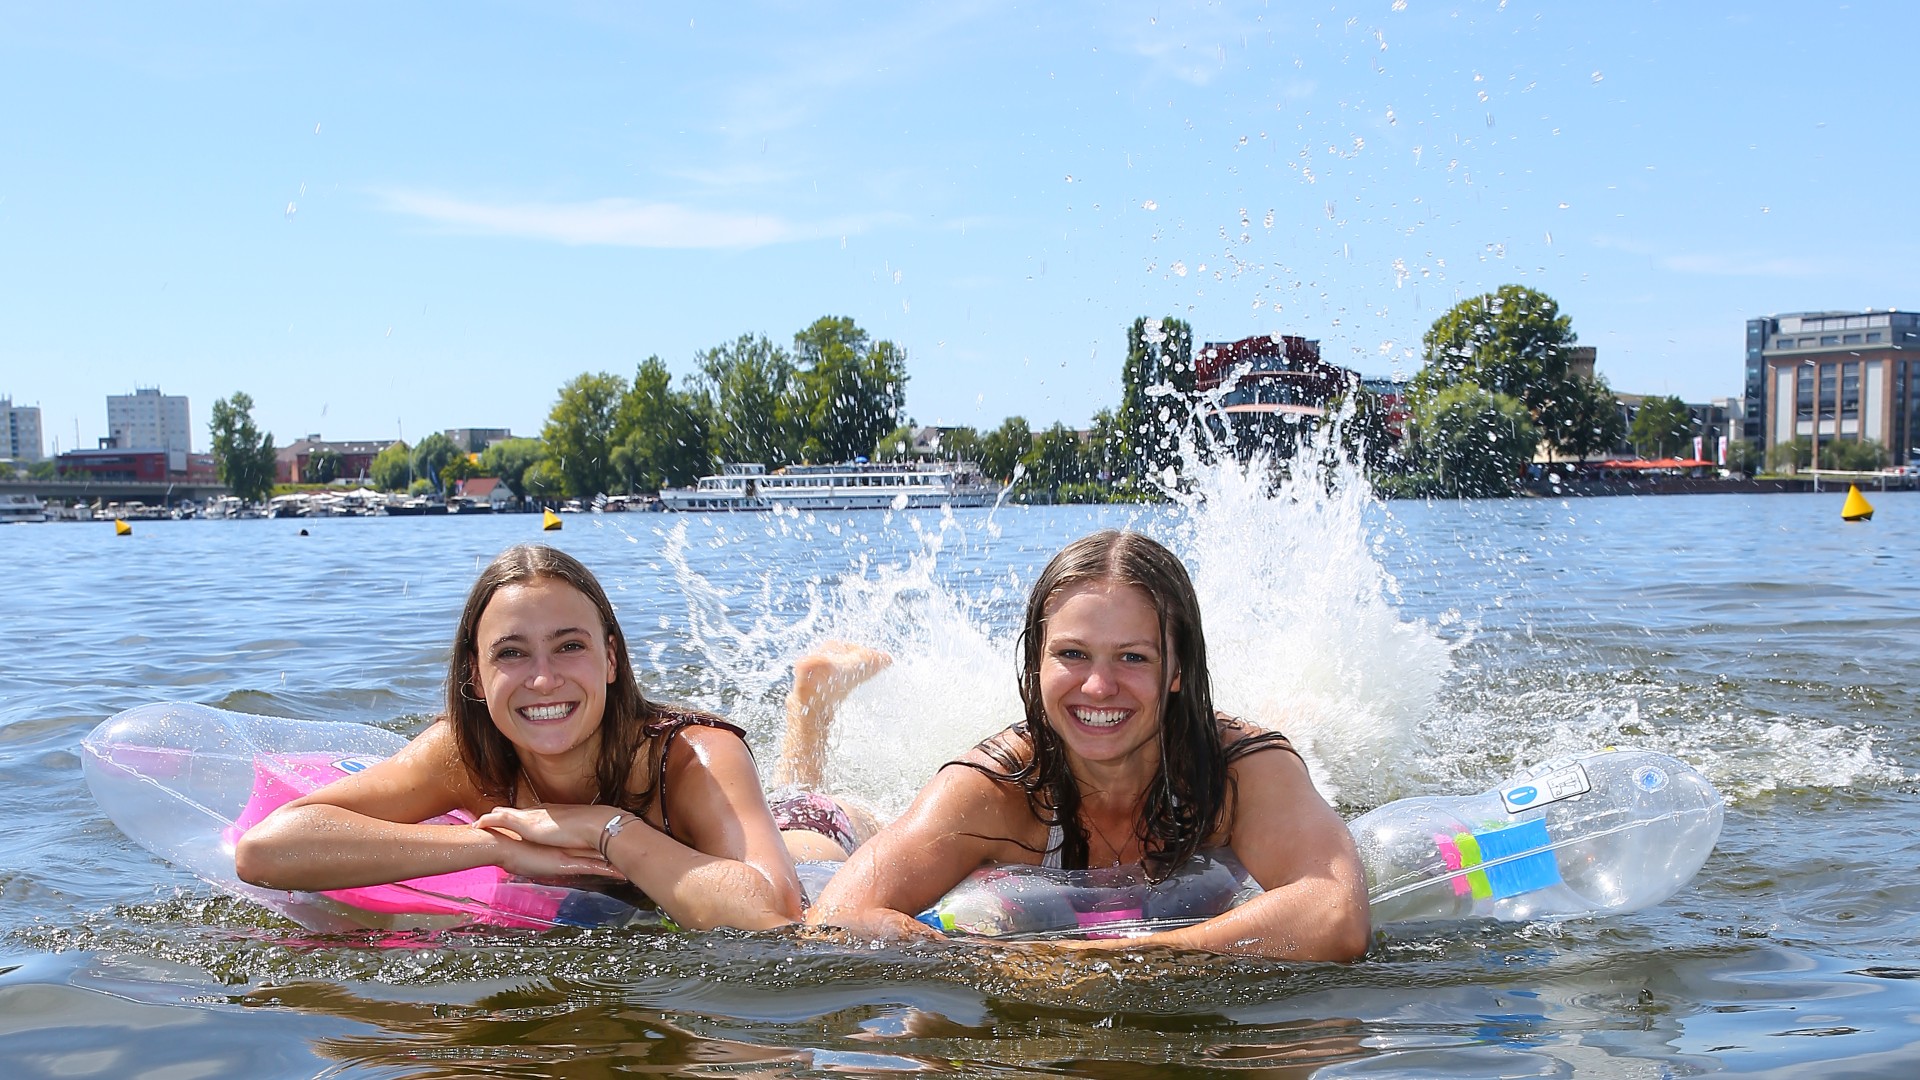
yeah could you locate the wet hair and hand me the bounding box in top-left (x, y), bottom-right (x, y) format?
top-left (967, 530), bottom-right (1293, 880)
top-left (446, 543), bottom-right (679, 813)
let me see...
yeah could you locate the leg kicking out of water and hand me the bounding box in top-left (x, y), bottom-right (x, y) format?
top-left (772, 642), bottom-right (891, 863)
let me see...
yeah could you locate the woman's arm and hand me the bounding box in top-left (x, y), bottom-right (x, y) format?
top-left (233, 721), bottom-right (619, 890)
top-left (475, 725), bottom-right (806, 931)
top-left (807, 760), bottom-right (1030, 940)
top-left (1067, 748), bottom-right (1371, 961)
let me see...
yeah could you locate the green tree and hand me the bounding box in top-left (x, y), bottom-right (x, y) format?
top-left (370, 441), bottom-right (412, 491)
top-left (208, 392), bottom-right (279, 504)
top-left (873, 422), bottom-right (919, 460)
top-left (441, 453), bottom-right (479, 492)
top-left (1630, 395), bottom-right (1694, 458)
top-left (792, 316), bottom-right (908, 463)
top-left (1085, 408), bottom-right (1126, 488)
top-left (1418, 286), bottom-right (1576, 417)
top-left (1766, 437), bottom-right (1811, 473)
top-left (1019, 422), bottom-right (1088, 500)
top-left (479, 437), bottom-right (546, 501)
top-left (1724, 439), bottom-right (1764, 476)
top-left (1821, 437), bottom-right (1886, 472)
top-left (1407, 382), bottom-right (1537, 497)
top-left (611, 356), bottom-right (711, 492)
top-left (411, 432), bottom-right (462, 495)
top-left (1538, 375), bottom-right (1626, 462)
top-left (1319, 385), bottom-right (1400, 476)
top-left (302, 448), bottom-right (342, 484)
top-left (979, 416), bottom-right (1032, 483)
top-left (542, 372), bottom-right (627, 498)
top-left (27, 459), bottom-right (58, 481)
top-left (525, 456), bottom-right (566, 503)
top-left (693, 334), bottom-right (805, 466)
top-left (1119, 315), bottom-right (1195, 485)
top-left (935, 426), bottom-right (982, 462)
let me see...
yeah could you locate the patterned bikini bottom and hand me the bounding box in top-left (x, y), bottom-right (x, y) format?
top-left (767, 788), bottom-right (860, 856)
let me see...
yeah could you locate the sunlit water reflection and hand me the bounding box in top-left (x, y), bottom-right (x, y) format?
top-left (3, 479), bottom-right (1918, 1077)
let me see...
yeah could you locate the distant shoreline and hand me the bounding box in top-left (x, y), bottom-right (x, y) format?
top-left (1518, 475), bottom-right (1916, 498)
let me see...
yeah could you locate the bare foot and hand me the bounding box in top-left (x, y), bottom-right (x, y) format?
top-left (792, 641), bottom-right (893, 712)
top-left (773, 642), bottom-right (892, 790)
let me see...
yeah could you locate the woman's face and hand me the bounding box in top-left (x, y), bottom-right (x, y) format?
top-left (1036, 579), bottom-right (1179, 773)
top-left (470, 577), bottom-right (617, 765)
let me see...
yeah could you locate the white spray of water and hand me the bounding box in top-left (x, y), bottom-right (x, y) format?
top-left (1158, 428), bottom-right (1452, 805)
top-left (655, 508), bottom-right (1022, 816)
top-left (651, 415), bottom-right (1450, 815)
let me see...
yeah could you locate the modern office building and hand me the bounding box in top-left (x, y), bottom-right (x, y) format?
top-left (2, 397), bottom-right (44, 462)
top-left (107, 387), bottom-right (193, 455)
top-left (1745, 311), bottom-right (1920, 467)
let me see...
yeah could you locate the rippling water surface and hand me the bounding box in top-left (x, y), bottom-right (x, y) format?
top-left (3, 480), bottom-right (1918, 1077)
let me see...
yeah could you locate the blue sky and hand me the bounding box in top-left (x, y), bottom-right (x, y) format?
top-left (3, 1), bottom-right (1913, 456)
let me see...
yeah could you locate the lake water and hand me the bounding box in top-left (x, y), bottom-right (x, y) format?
top-left (3, 467), bottom-right (1918, 1078)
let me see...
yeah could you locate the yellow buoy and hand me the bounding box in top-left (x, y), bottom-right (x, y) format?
top-left (1841, 484), bottom-right (1874, 522)
top-left (114, 519), bottom-right (132, 536)
top-left (542, 508), bottom-right (563, 531)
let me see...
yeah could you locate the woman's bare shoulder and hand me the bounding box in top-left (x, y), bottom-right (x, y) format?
top-left (1216, 713), bottom-right (1297, 753)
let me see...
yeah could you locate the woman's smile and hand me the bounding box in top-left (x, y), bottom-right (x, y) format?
top-left (1038, 580), bottom-right (1177, 768)
top-left (472, 578), bottom-right (617, 765)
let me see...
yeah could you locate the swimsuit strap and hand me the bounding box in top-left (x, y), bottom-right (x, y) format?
top-left (645, 712), bottom-right (749, 841)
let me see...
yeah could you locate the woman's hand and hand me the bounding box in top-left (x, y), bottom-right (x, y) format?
top-left (474, 804), bottom-right (621, 852)
top-left (471, 805), bottom-right (629, 879)
top-left (812, 904), bottom-right (946, 943)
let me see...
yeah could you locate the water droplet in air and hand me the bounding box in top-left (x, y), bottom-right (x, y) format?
top-left (1171, 261), bottom-right (1188, 277)
top-left (1591, 71), bottom-right (1604, 83)
top-left (1142, 199), bottom-right (1158, 210)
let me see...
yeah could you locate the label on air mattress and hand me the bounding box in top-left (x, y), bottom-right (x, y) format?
top-left (1498, 761), bottom-right (1591, 814)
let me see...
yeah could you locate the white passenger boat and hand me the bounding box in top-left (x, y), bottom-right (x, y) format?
top-left (0, 493), bottom-right (48, 523)
top-left (659, 461), bottom-right (1003, 512)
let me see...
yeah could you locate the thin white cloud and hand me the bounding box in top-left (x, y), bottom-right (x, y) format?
top-left (374, 190), bottom-right (874, 249)
top-left (1109, 7), bottom-right (1299, 88)
top-left (707, 2), bottom-right (1005, 142)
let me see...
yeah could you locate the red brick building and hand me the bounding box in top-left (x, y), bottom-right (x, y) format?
top-left (54, 448), bottom-right (218, 482)
top-left (275, 437), bottom-right (397, 484)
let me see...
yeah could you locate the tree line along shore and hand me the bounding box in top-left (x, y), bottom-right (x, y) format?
top-left (21, 289), bottom-right (1881, 510)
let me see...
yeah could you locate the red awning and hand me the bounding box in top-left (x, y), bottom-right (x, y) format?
top-left (1595, 458), bottom-right (1713, 470)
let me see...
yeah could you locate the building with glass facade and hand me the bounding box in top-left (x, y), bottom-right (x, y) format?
top-left (1744, 311), bottom-right (1920, 468)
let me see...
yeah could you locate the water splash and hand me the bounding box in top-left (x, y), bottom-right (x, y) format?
top-left (651, 412), bottom-right (1449, 814)
top-left (1159, 419), bottom-right (1450, 805)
